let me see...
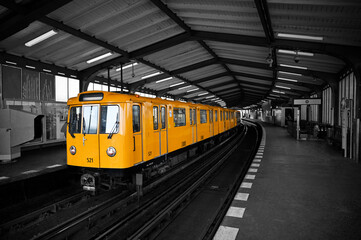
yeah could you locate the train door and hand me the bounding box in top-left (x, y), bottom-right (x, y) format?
top-left (160, 105), bottom-right (167, 155)
top-left (132, 104), bottom-right (143, 164)
top-left (209, 110), bottom-right (214, 137)
top-left (151, 105), bottom-right (161, 159)
top-left (191, 108), bottom-right (197, 143)
top-left (67, 105), bottom-right (100, 168)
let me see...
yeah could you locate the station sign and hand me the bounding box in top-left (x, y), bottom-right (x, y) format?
top-left (293, 98), bottom-right (321, 105)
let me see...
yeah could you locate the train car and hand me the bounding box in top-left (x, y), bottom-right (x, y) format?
top-left (66, 91), bottom-right (239, 190)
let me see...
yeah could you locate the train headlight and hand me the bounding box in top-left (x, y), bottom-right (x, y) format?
top-left (106, 147), bottom-right (116, 157)
top-left (69, 146), bottom-right (76, 155)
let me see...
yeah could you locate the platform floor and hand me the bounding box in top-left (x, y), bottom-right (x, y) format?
top-left (0, 145), bottom-right (66, 185)
top-left (214, 123), bottom-right (361, 240)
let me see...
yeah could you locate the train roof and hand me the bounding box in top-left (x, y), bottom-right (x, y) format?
top-left (67, 91), bottom-right (231, 110)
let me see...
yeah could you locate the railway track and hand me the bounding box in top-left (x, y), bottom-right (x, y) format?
top-left (0, 124), bottom-right (252, 240)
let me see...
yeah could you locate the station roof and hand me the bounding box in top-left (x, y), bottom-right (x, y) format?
top-left (1, 0), bottom-right (360, 108)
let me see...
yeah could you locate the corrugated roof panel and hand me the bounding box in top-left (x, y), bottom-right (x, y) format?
top-left (277, 53), bottom-right (344, 73)
top-left (269, 1), bottom-right (361, 46)
top-left (180, 64), bottom-right (225, 80)
top-left (144, 42), bottom-right (212, 71)
top-left (210, 83), bottom-right (238, 92)
top-left (144, 77), bottom-right (183, 90)
top-left (274, 82), bottom-right (310, 92)
top-left (198, 76), bottom-right (234, 87)
top-left (237, 76), bottom-right (272, 86)
top-left (166, 0), bottom-right (265, 37)
top-left (228, 65), bottom-right (273, 78)
top-left (206, 41), bottom-right (269, 63)
top-left (240, 83), bottom-right (269, 90)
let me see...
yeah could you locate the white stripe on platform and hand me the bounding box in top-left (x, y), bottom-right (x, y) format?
top-left (248, 168), bottom-right (258, 173)
top-left (253, 159), bottom-right (261, 163)
top-left (46, 164), bottom-right (62, 168)
top-left (21, 170), bottom-right (39, 174)
top-left (245, 174), bottom-right (256, 180)
top-left (0, 176), bottom-right (9, 180)
top-left (251, 163), bottom-right (260, 167)
top-left (213, 226), bottom-right (239, 240)
top-left (240, 182), bottom-right (253, 188)
top-left (226, 207), bottom-right (245, 218)
top-left (235, 192), bottom-right (249, 201)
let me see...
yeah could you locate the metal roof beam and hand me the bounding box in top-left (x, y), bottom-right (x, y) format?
top-left (192, 72), bottom-right (229, 85)
top-left (254, 0), bottom-right (274, 43)
top-left (0, 0), bottom-right (71, 41)
top-left (171, 58), bottom-right (218, 75)
top-left (192, 30), bottom-right (361, 65)
top-left (149, 0), bottom-right (191, 33)
top-left (129, 32), bottom-right (191, 58)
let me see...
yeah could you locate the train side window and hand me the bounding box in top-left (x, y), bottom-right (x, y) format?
top-left (193, 109), bottom-right (196, 124)
top-left (174, 108), bottom-right (186, 127)
top-left (226, 111), bottom-right (229, 120)
top-left (223, 111), bottom-right (225, 121)
top-left (189, 109), bottom-right (193, 125)
top-left (153, 106), bottom-right (158, 130)
top-left (209, 110), bottom-right (213, 123)
top-left (133, 105), bottom-right (141, 133)
top-left (100, 105), bottom-right (119, 134)
top-left (215, 110), bottom-right (218, 122)
top-left (69, 106), bottom-right (82, 134)
top-left (200, 110), bottom-right (207, 123)
top-left (161, 107), bottom-right (166, 129)
top-left (220, 110), bottom-right (222, 121)
top-left (83, 105), bottom-right (99, 134)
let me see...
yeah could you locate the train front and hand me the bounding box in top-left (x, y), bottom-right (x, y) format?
top-left (66, 91), bottom-right (129, 191)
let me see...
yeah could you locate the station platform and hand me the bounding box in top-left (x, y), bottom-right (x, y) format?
top-left (214, 122), bottom-right (361, 240)
top-left (0, 144), bottom-right (66, 185)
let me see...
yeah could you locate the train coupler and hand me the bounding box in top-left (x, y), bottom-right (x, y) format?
top-left (81, 173), bottom-right (97, 191)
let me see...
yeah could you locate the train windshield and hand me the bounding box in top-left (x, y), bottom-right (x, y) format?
top-left (100, 105), bottom-right (119, 134)
top-left (69, 106), bottom-right (82, 135)
top-left (83, 105), bottom-right (99, 134)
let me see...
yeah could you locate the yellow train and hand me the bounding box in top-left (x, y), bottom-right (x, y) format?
top-left (67, 91), bottom-right (240, 190)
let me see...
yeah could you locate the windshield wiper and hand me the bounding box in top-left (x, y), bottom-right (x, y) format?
top-left (108, 121), bottom-right (119, 139)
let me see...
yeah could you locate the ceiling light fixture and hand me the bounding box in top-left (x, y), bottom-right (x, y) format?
top-left (155, 77), bottom-right (172, 83)
top-left (280, 64), bottom-right (307, 70)
top-left (277, 77), bottom-right (298, 82)
top-left (272, 90), bottom-right (285, 94)
top-left (187, 88), bottom-right (199, 92)
top-left (275, 85), bottom-right (291, 90)
top-left (278, 71), bottom-right (302, 76)
top-left (198, 93), bottom-right (208, 96)
top-left (5, 61), bottom-right (17, 65)
top-left (86, 52), bottom-right (113, 64)
top-left (116, 62), bottom-right (138, 71)
top-left (178, 85), bottom-right (191, 90)
top-left (205, 95), bottom-right (215, 99)
top-left (141, 71), bottom-right (162, 79)
top-left (277, 33), bottom-right (323, 41)
top-left (170, 82), bottom-right (184, 87)
top-left (278, 49), bottom-right (314, 57)
top-left (25, 29), bottom-right (59, 47)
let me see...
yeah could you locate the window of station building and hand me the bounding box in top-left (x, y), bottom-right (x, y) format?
top-left (200, 109), bottom-right (207, 123)
top-left (93, 83), bottom-right (102, 91)
top-left (55, 76), bottom-right (68, 102)
top-left (100, 105), bottom-right (119, 134)
top-left (55, 76), bottom-right (80, 102)
top-left (161, 107), bottom-right (166, 129)
top-left (215, 110), bottom-right (218, 122)
top-left (132, 105), bottom-right (141, 133)
top-left (69, 78), bottom-right (79, 98)
top-left (174, 108), bottom-right (186, 127)
top-left (153, 106), bottom-right (159, 130)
